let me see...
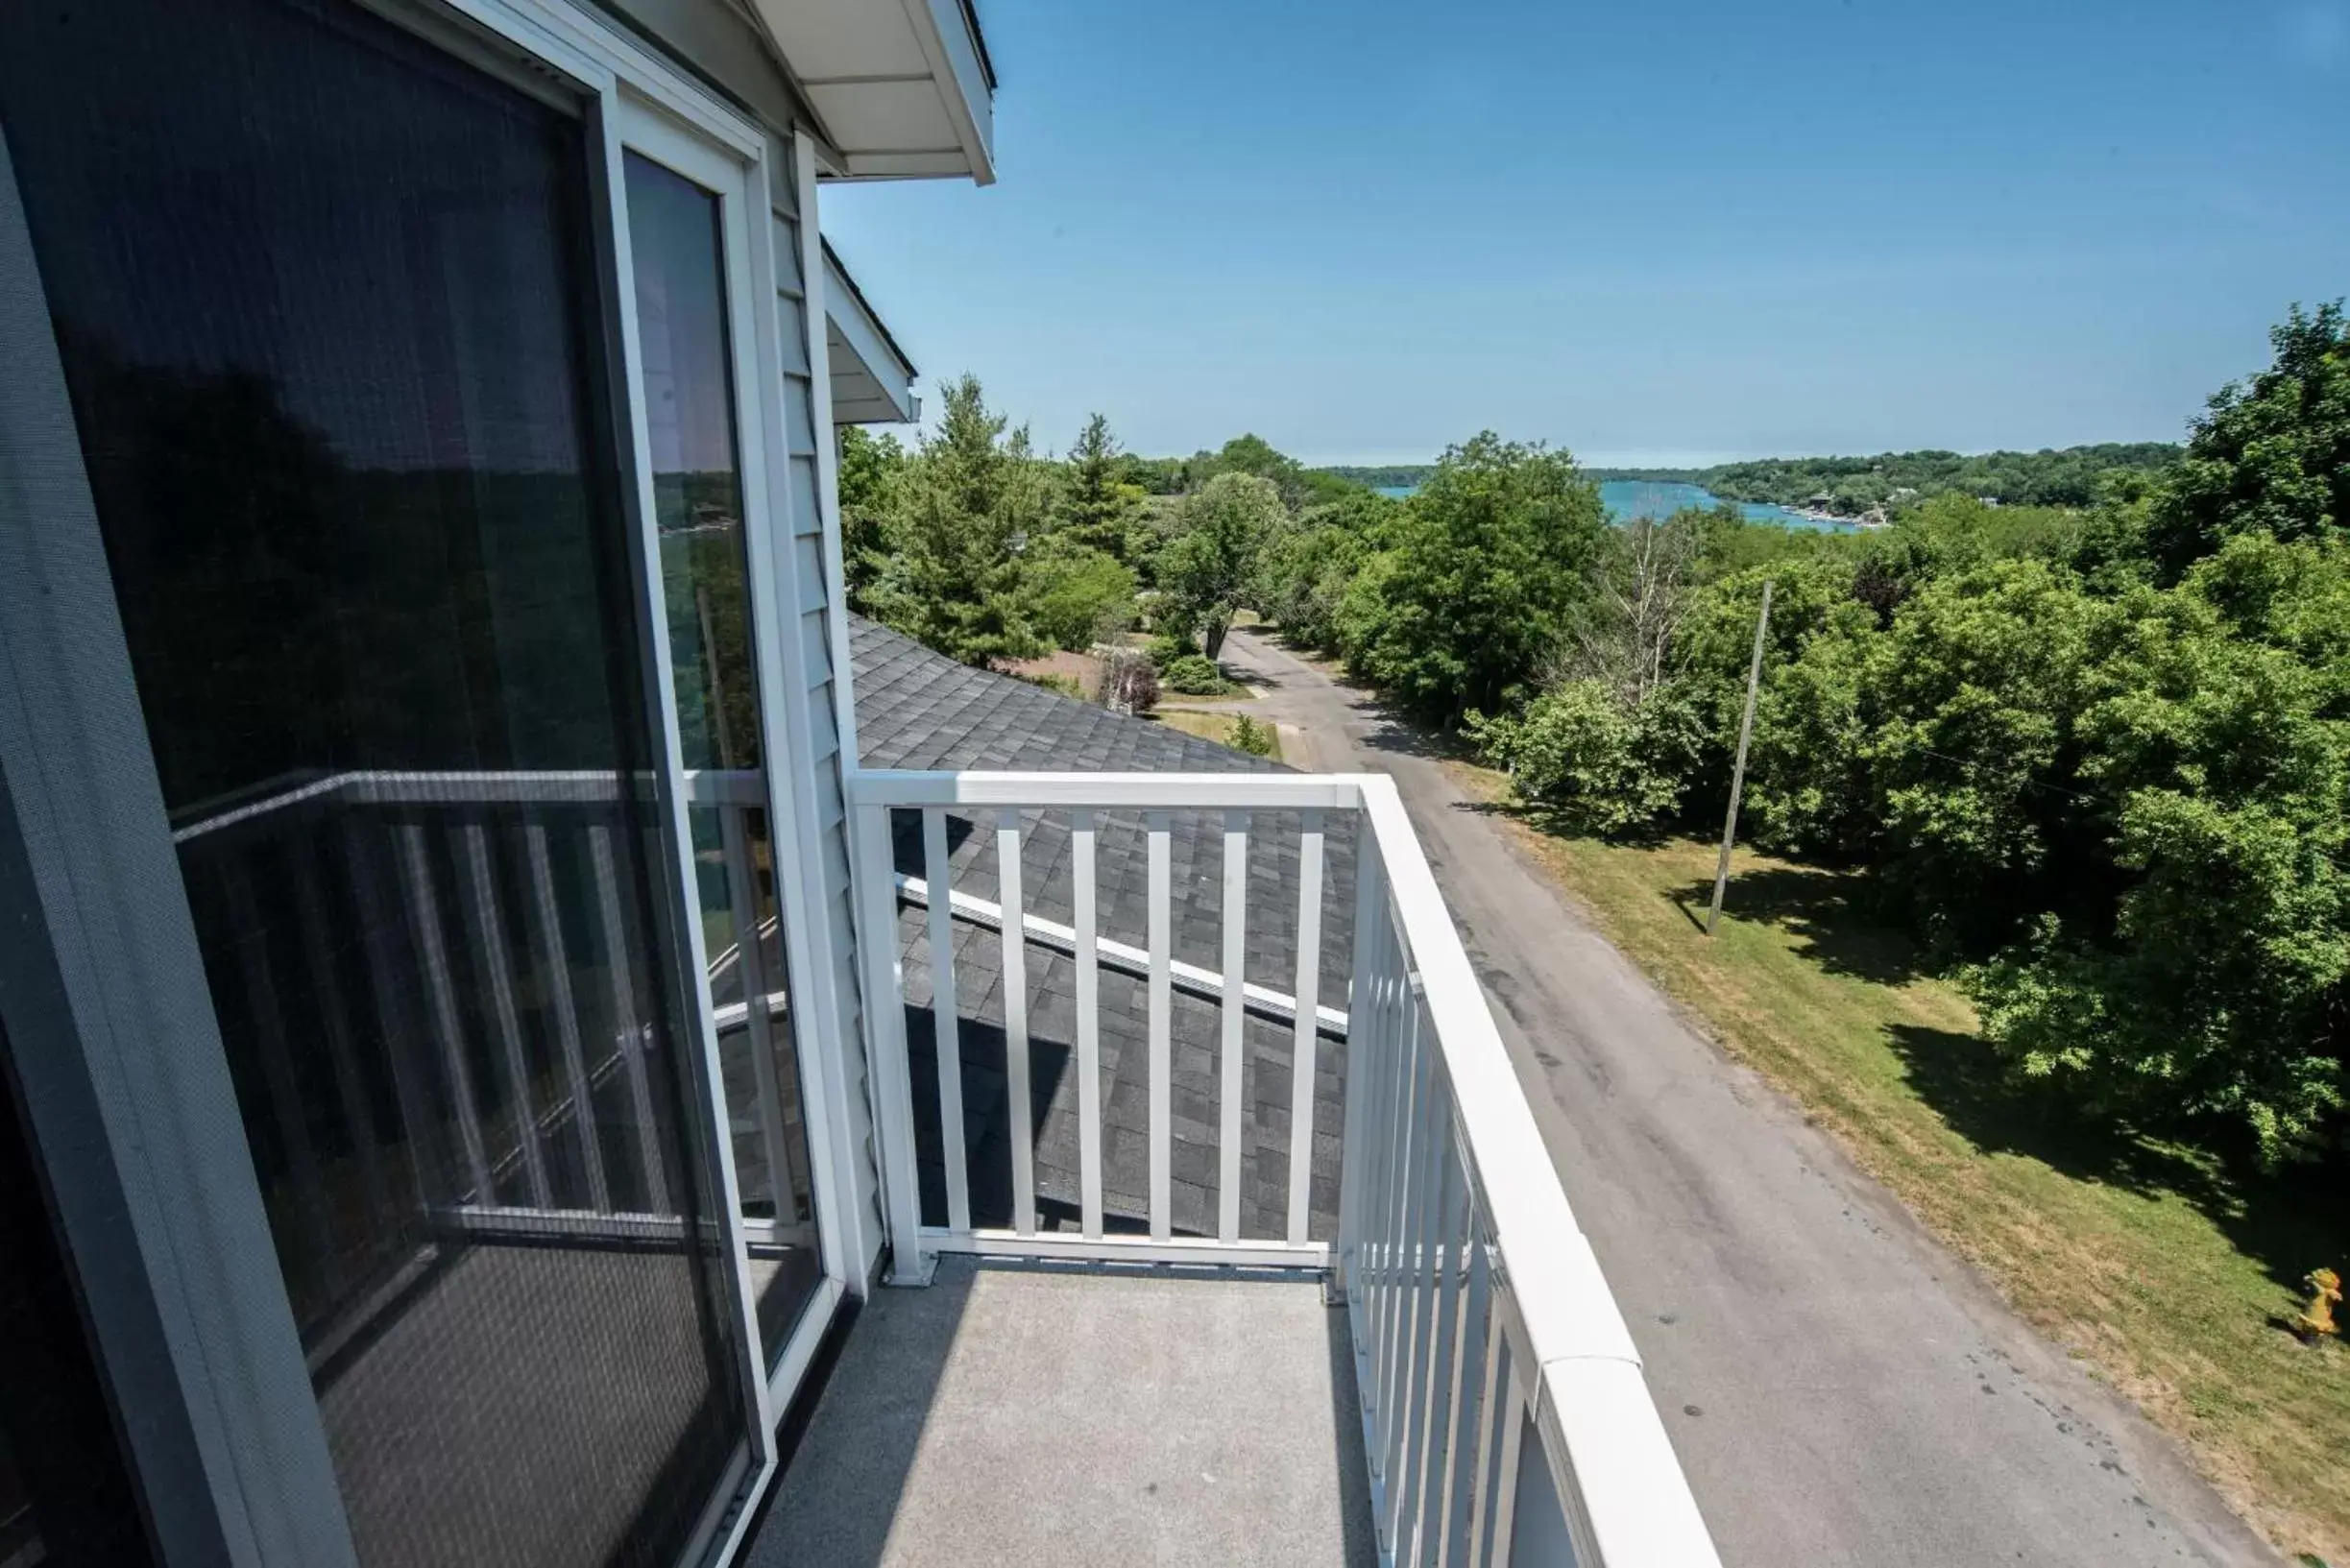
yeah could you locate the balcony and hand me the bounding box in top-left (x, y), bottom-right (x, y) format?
top-left (157, 752), bottom-right (1716, 1567)
top-left (753, 768), bottom-right (1721, 1566)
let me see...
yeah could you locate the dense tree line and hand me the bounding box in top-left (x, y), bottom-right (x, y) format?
top-left (836, 384), bottom-right (1352, 667)
top-left (1419, 306), bottom-right (2342, 1168)
top-left (1700, 442), bottom-right (2180, 515)
top-left (839, 377), bottom-right (1143, 665)
top-left (1314, 464), bottom-right (1425, 491)
top-left (1315, 446), bottom-right (2181, 516)
top-left (1127, 434), bottom-right (1362, 507)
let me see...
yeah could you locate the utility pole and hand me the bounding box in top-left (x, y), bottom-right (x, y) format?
top-left (1708, 578), bottom-right (1771, 936)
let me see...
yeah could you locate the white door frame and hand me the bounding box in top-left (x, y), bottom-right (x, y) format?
top-left (604, 77), bottom-right (852, 1391)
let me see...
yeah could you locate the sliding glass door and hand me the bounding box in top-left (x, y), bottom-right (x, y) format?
top-left (0, 0), bottom-right (839, 1561)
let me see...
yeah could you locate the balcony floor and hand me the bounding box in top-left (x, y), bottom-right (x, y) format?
top-left (748, 1258), bottom-right (1378, 1566)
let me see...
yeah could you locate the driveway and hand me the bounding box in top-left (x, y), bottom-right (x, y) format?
top-left (1217, 627), bottom-right (2277, 1568)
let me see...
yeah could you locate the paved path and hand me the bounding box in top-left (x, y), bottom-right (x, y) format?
top-left (1218, 627), bottom-right (2278, 1568)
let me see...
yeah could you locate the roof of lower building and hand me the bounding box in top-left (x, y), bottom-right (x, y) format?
top-left (852, 615), bottom-right (1271, 777)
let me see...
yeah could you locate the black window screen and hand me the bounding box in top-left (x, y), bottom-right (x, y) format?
top-left (0, 2), bottom-right (753, 1564)
top-left (0, 1023), bottom-right (157, 1568)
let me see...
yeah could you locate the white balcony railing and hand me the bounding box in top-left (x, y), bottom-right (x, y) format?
top-left (850, 770), bottom-right (1724, 1568)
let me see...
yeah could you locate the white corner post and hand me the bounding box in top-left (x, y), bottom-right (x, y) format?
top-left (850, 800), bottom-right (933, 1285)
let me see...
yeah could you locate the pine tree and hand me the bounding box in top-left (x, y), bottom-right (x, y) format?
top-left (1057, 412), bottom-right (1142, 562)
top-left (836, 424), bottom-right (904, 614)
top-left (869, 374), bottom-right (1046, 666)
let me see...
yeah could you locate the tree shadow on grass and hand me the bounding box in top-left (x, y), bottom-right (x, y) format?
top-left (1887, 1022), bottom-right (2350, 1301)
top-left (1669, 863), bottom-right (1931, 986)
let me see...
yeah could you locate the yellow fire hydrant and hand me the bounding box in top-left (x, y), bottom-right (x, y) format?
top-left (2295, 1267), bottom-right (2341, 1341)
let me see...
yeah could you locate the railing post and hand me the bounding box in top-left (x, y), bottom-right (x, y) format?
top-left (1216, 809), bottom-right (1248, 1244)
top-left (456, 822), bottom-right (550, 1208)
top-left (851, 802), bottom-right (933, 1285)
top-left (1072, 808), bottom-right (1103, 1241)
top-left (1147, 809), bottom-right (1173, 1242)
top-left (997, 808), bottom-right (1037, 1237)
top-left (1334, 821), bottom-right (1387, 1304)
top-left (922, 808), bottom-right (971, 1234)
top-left (1285, 808), bottom-right (1324, 1248)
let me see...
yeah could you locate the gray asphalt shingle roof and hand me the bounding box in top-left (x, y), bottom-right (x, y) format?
top-left (850, 616), bottom-right (1356, 1241)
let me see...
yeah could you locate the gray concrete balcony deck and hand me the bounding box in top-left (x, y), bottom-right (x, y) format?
top-left (747, 1258), bottom-right (1377, 1566)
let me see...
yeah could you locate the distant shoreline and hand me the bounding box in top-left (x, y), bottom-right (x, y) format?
top-left (1318, 441), bottom-right (2177, 521)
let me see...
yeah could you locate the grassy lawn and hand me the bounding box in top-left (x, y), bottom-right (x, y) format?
top-left (1445, 761), bottom-right (2350, 1565)
top-left (1151, 706), bottom-right (1282, 761)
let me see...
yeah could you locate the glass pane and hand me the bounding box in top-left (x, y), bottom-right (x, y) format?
top-left (0, 2), bottom-right (752, 1563)
top-left (623, 151), bottom-right (823, 1362)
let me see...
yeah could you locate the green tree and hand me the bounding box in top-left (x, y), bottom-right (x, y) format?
top-left (1674, 559), bottom-right (1882, 857)
top-left (2144, 301), bottom-right (2350, 580)
top-left (1159, 471), bottom-right (1281, 658)
top-left (1025, 542), bottom-right (1137, 651)
top-left (1256, 490), bottom-right (1394, 652)
top-left (1346, 433), bottom-right (1607, 724)
top-left (1698, 442), bottom-right (2178, 513)
top-left (1057, 413), bottom-right (1147, 563)
top-left (1974, 532), bottom-right (2350, 1163)
top-left (1181, 432), bottom-right (1360, 509)
top-left (867, 374), bottom-right (1046, 666)
top-left (836, 423), bottom-right (905, 613)
top-left (1861, 559), bottom-right (2104, 944)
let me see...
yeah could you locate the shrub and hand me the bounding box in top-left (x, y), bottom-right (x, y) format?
top-left (1161, 653), bottom-right (1227, 694)
top-left (1228, 713), bottom-right (1277, 757)
top-left (1470, 679), bottom-right (1688, 835)
top-left (1146, 631), bottom-right (1192, 667)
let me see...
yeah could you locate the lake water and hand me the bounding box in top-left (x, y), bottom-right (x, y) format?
top-left (1599, 479), bottom-right (1854, 532)
top-left (1372, 478), bottom-right (1854, 533)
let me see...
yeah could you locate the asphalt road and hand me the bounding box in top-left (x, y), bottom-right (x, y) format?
top-left (1217, 627), bottom-right (2278, 1568)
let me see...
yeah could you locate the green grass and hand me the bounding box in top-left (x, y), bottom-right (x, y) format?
top-left (1447, 762), bottom-right (2350, 1563)
top-left (1151, 707), bottom-right (1283, 761)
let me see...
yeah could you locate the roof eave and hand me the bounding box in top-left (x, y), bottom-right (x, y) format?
top-left (824, 240), bottom-right (920, 424)
top-left (751, 0), bottom-right (995, 186)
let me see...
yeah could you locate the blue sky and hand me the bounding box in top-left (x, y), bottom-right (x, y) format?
top-left (820, 0), bottom-right (2350, 468)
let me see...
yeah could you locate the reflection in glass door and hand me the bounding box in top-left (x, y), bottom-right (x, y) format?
top-left (620, 141), bottom-right (826, 1365)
